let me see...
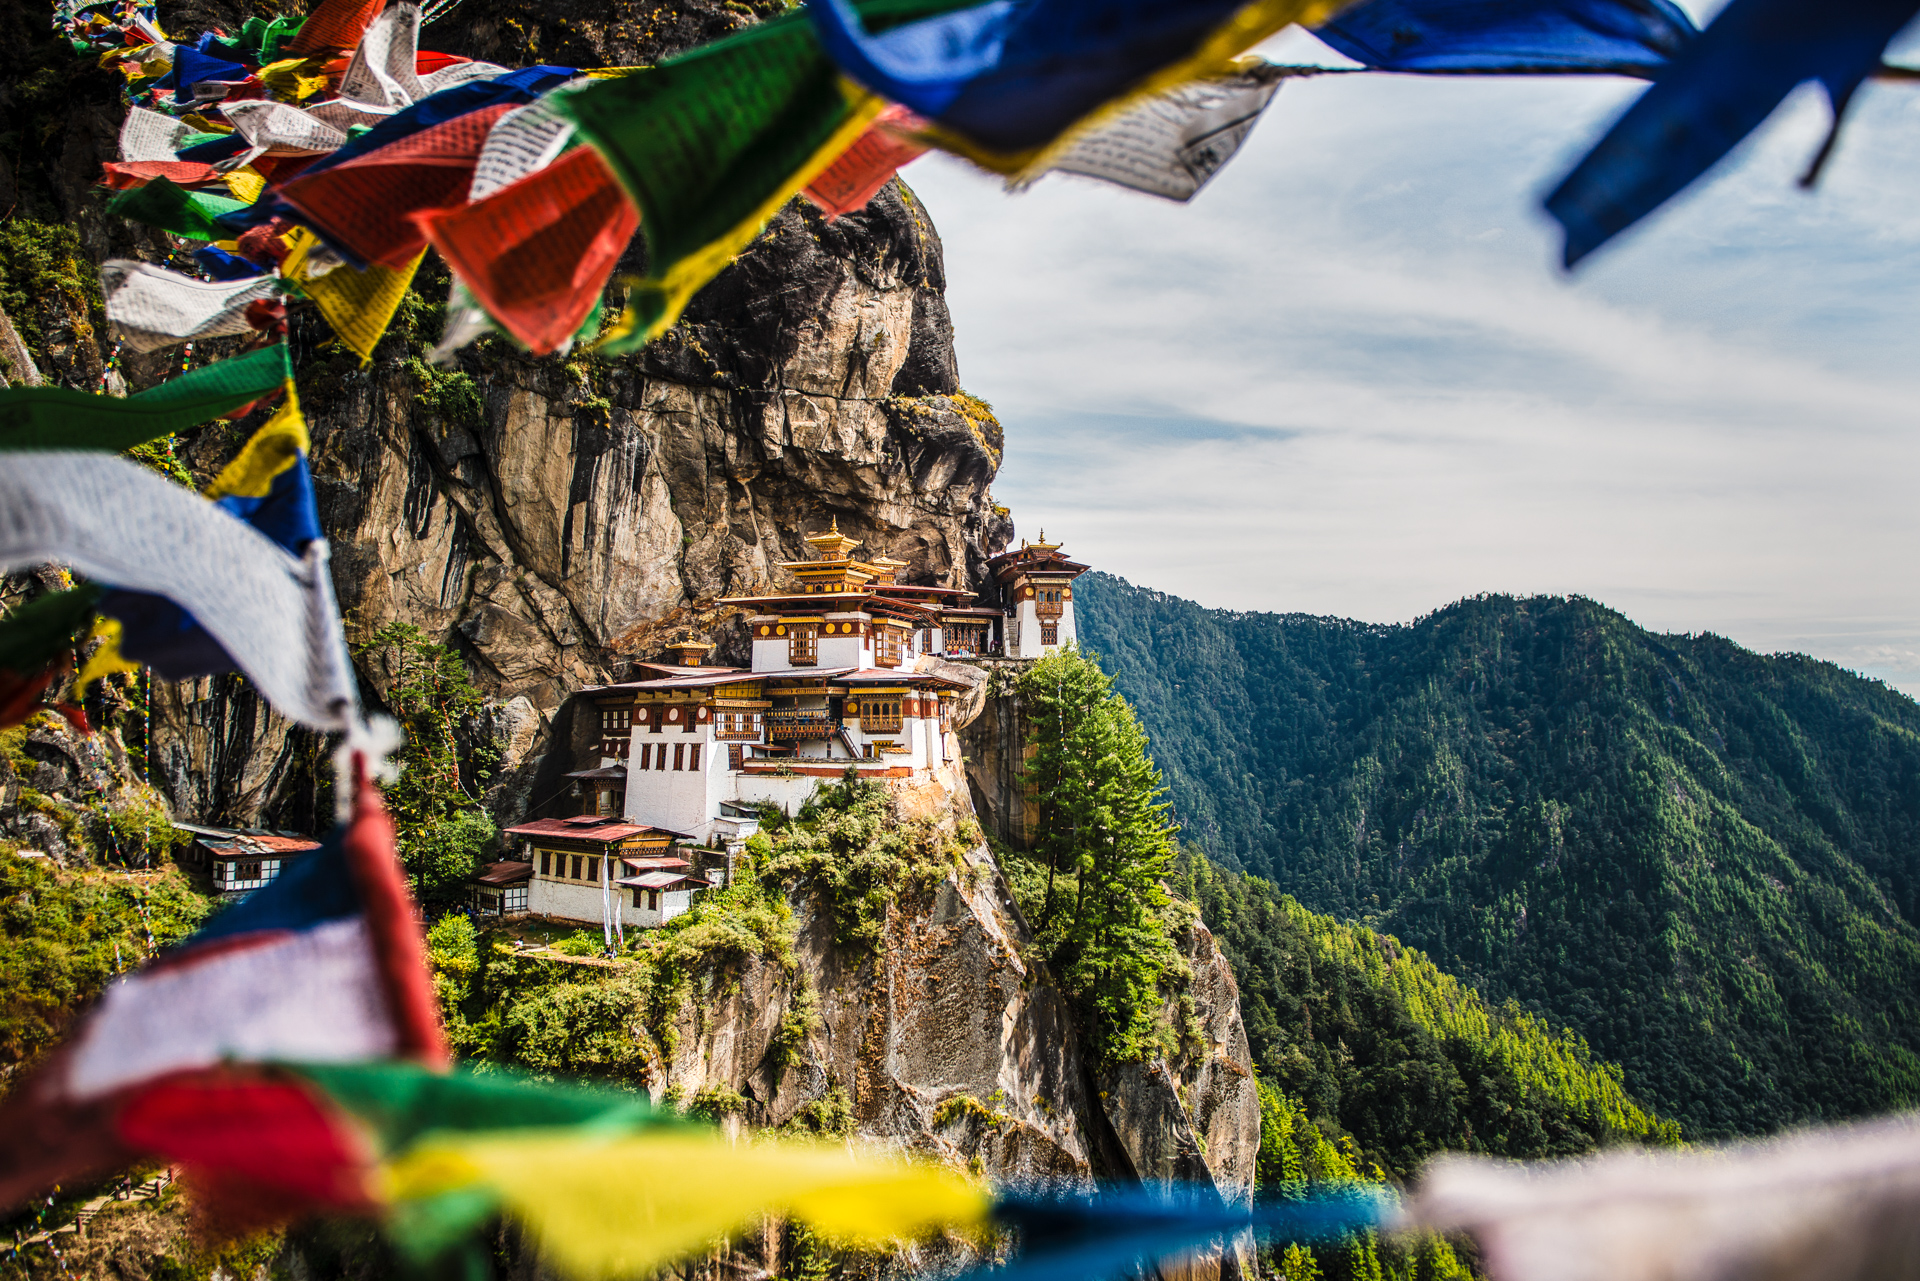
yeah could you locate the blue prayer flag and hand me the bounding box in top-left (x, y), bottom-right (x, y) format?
top-left (1546, 0), bottom-right (1920, 266)
top-left (1315, 0), bottom-right (1696, 75)
top-left (808, 0), bottom-right (1300, 158)
top-left (976, 1185), bottom-right (1386, 1281)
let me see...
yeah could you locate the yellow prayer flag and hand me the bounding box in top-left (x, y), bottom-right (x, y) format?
top-left (384, 1130), bottom-right (992, 1281)
top-left (75, 618), bottom-right (140, 694)
top-left (207, 383), bottom-right (306, 500)
top-left (283, 228), bottom-right (424, 366)
top-left (258, 55), bottom-right (333, 101)
top-left (224, 167), bottom-right (268, 205)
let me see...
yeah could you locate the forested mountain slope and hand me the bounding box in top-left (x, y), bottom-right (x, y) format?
top-left (1078, 574), bottom-right (1920, 1137)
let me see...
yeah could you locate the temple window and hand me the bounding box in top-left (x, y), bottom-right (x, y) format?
top-left (789, 626), bottom-right (817, 666)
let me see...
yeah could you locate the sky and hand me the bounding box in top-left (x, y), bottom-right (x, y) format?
top-left (906, 15), bottom-right (1920, 695)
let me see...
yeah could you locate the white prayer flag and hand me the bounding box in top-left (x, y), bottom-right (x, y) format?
top-left (221, 100), bottom-right (351, 155)
top-left (0, 453), bottom-right (359, 732)
top-left (340, 2), bottom-right (425, 109)
top-left (101, 261), bottom-right (280, 353)
top-left (467, 89), bottom-right (583, 200)
top-left (1406, 1111), bottom-right (1920, 1281)
top-left (118, 106), bottom-right (196, 162)
top-left (1015, 61), bottom-right (1294, 202)
top-left (420, 60), bottom-right (508, 94)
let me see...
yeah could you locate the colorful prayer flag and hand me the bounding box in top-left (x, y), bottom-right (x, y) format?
top-left (282, 227), bottom-right (427, 364)
top-left (100, 259), bottom-right (280, 351)
top-left (980, 1185), bottom-right (1387, 1281)
top-left (281, 104), bottom-right (514, 270)
top-left (0, 759), bottom-right (438, 1215)
top-left (1010, 59), bottom-right (1292, 202)
top-left (803, 103), bottom-right (930, 219)
top-left (105, 176), bottom-right (250, 240)
top-left (560, 0), bottom-right (987, 348)
top-left (804, 0), bottom-right (1343, 170)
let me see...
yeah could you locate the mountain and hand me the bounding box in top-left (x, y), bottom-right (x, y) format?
top-left (1078, 574), bottom-right (1920, 1138)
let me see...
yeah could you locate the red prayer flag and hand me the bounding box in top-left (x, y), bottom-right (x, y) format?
top-left (287, 0), bottom-right (388, 55)
top-left (99, 161), bottom-right (226, 191)
top-left (414, 145), bottom-right (639, 355)
top-left (802, 104), bottom-right (930, 220)
top-left (415, 51), bottom-right (471, 75)
top-left (280, 105), bottom-right (513, 270)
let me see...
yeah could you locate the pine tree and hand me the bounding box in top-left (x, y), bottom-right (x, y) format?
top-left (1017, 646), bottom-right (1180, 1062)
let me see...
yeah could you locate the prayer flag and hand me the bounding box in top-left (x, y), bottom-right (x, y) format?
top-left (0, 340), bottom-right (289, 452)
top-left (339, 1), bottom-right (426, 108)
top-left (98, 159), bottom-right (224, 189)
top-left (559, 0), bottom-right (994, 348)
top-left (105, 176), bottom-right (249, 240)
top-left (803, 103), bottom-right (929, 218)
top-left (979, 1185), bottom-right (1387, 1281)
top-left (101, 259), bottom-right (281, 351)
top-left (1010, 59), bottom-right (1292, 201)
top-left (386, 1128), bottom-right (991, 1279)
top-left (1406, 1111), bottom-right (1920, 1281)
top-left (804, 0), bottom-right (1341, 168)
top-left (1545, 0), bottom-right (1920, 266)
top-left (0, 759), bottom-right (439, 1216)
top-left (281, 103), bottom-right (513, 269)
top-left (165, 43), bottom-right (248, 104)
top-left (468, 92), bottom-right (580, 200)
top-left (0, 586), bottom-right (102, 730)
top-left (89, 385), bottom-right (325, 684)
top-left (117, 104), bottom-right (198, 161)
top-left (283, 227), bottom-right (426, 364)
top-left (222, 99), bottom-right (352, 154)
top-left (0, 450), bottom-right (358, 731)
top-left (1314, 0), bottom-right (1697, 75)
top-left (416, 143), bottom-right (638, 355)
top-left (287, 0), bottom-right (388, 55)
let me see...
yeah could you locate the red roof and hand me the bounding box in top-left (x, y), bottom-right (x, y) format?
top-left (475, 860), bottom-right (534, 885)
top-left (503, 817), bottom-right (670, 843)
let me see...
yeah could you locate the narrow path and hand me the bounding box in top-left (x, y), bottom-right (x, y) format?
top-left (10, 1167), bottom-right (176, 1251)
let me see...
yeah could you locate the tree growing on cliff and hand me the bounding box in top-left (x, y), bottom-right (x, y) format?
top-left (355, 623), bottom-right (499, 907)
top-left (1017, 646), bottom-right (1181, 1063)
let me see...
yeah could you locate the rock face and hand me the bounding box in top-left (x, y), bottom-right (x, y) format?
top-left (651, 833), bottom-right (1263, 1213)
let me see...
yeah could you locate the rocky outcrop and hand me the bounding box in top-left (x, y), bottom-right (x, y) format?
top-left (651, 834), bottom-right (1263, 1206)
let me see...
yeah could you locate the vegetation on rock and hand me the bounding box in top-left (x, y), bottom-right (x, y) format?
top-left (0, 853), bottom-right (208, 1090)
top-left (1080, 574), bottom-right (1920, 1138)
top-left (355, 623), bottom-right (501, 908)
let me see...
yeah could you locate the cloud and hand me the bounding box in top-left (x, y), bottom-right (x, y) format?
top-left (907, 37), bottom-right (1920, 692)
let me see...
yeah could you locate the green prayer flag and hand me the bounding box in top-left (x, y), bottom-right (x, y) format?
top-left (0, 585), bottom-right (101, 674)
top-left (106, 178), bottom-right (250, 241)
top-left (557, 0), bottom-right (978, 350)
top-left (0, 343), bottom-right (291, 453)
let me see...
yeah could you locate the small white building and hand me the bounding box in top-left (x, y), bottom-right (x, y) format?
top-left (501, 815), bottom-right (712, 932)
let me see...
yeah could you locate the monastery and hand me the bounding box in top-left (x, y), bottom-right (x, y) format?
top-left (474, 526), bottom-right (1089, 933)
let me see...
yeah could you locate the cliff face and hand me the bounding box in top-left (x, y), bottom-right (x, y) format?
top-left (648, 829), bottom-right (1263, 1252)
